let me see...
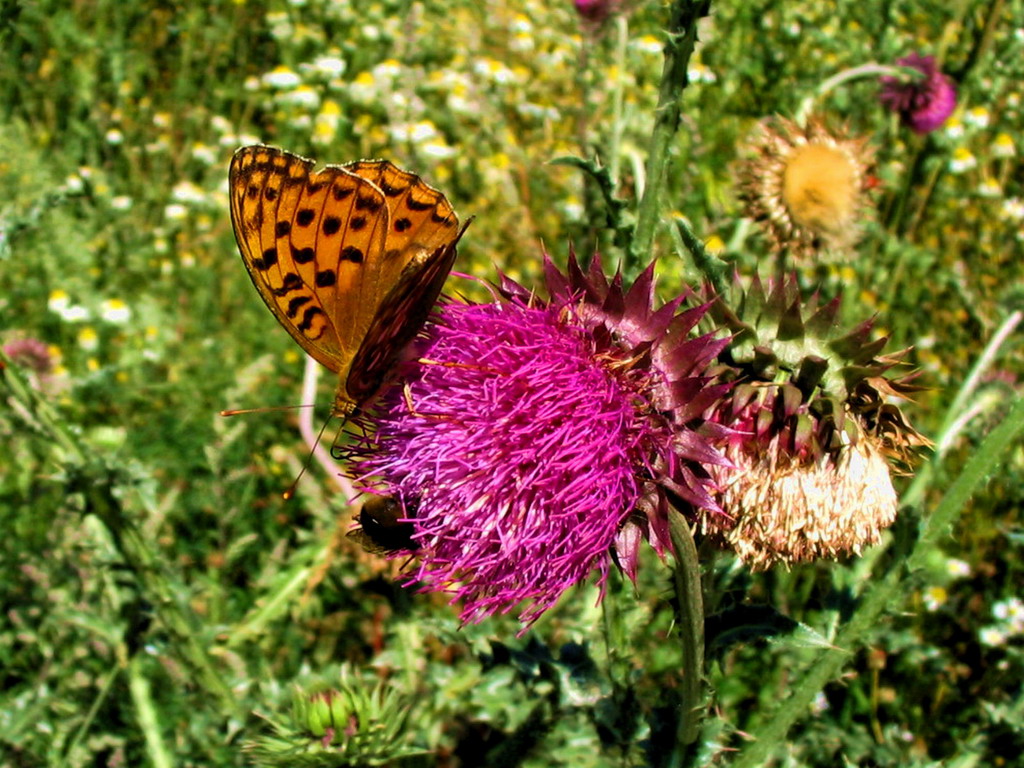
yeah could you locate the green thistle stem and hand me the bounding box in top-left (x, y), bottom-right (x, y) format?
top-left (902, 145), bottom-right (946, 241)
top-left (606, 15), bottom-right (629, 188)
top-left (794, 63), bottom-right (923, 126)
top-left (901, 309), bottom-right (1023, 508)
top-left (58, 663), bottom-right (120, 767)
top-left (673, 217), bottom-right (726, 297)
top-left (226, 543), bottom-right (325, 648)
top-left (732, 393), bottom-right (1024, 768)
top-left (667, 508), bottom-right (706, 756)
top-left (904, 0), bottom-right (1005, 242)
top-left (628, 0), bottom-right (711, 279)
top-left (78, 466), bottom-right (239, 715)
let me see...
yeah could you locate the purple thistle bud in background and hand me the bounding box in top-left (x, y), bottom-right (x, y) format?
top-left (345, 254), bottom-right (730, 628)
top-left (3, 337), bottom-right (52, 376)
top-left (879, 53), bottom-right (957, 134)
top-left (3, 337), bottom-right (58, 393)
top-left (573, 0), bottom-right (618, 25)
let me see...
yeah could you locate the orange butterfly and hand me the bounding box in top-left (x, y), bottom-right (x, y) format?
top-left (229, 145), bottom-right (467, 417)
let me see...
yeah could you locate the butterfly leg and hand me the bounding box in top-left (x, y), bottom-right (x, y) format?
top-left (401, 381), bottom-right (423, 418)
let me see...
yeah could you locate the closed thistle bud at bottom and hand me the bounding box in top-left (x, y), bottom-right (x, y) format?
top-left (244, 668), bottom-right (426, 767)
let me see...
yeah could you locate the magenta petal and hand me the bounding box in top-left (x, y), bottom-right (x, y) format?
top-left (614, 523), bottom-right (643, 584)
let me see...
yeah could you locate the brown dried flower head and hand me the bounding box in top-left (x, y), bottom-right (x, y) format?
top-left (739, 116), bottom-right (875, 258)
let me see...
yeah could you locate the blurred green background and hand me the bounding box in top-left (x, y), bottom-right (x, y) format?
top-left (1, 0), bottom-right (1022, 765)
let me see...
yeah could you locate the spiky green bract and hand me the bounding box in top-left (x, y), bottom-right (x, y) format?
top-left (244, 668), bottom-right (423, 767)
top-left (346, 252), bottom-right (730, 628)
top-left (708, 273), bottom-right (926, 459)
top-left (701, 274), bottom-right (928, 568)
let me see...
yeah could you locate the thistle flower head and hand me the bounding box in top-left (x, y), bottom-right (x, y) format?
top-left (3, 337), bottom-right (52, 376)
top-left (880, 53), bottom-right (957, 134)
top-left (573, 0), bottom-right (620, 26)
top-left (700, 275), bottom-right (928, 568)
top-left (245, 668), bottom-right (420, 767)
top-left (739, 117), bottom-right (874, 258)
top-left (346, 253), bottom-right (729, 628)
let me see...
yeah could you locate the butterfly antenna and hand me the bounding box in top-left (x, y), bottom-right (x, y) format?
top-left (220, 404), bottom-right (316, 417)
top-left (282, 416), bottom-right (334, 501)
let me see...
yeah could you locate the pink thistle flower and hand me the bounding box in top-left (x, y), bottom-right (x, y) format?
top-left (879, 53), bottom-right (957, 134)
top-left (345, 253), bottom-right (730, 628)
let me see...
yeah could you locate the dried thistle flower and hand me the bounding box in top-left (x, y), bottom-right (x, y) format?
top-left (739, 117), bottom-right (874, 258)
top-left (699, 275), bottom-right (928, 569)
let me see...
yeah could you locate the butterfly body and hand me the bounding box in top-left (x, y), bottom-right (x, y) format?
top-left (229, 145), bottom-right (465, 415)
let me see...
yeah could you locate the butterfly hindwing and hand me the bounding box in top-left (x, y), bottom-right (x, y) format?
top-left (346, 220), bottom-right (469, 404)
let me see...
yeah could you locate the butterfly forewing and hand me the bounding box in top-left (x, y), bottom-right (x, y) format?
top-left (344, 160), bottom-right (459, 258)
top-left (229, 146), bottom-right (463, 415)
top-left (292, 167), bottom-right (392, 370)
top-left (231, 147), bottom-right (344, 373)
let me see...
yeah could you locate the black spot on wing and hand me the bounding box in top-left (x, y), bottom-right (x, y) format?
top-left (380, 180), bottom-right (408, 197)
top-left (292, 245), bottom-right (315, 264)
top-left (286, 295), bottom-right (311, 318)
top-left (298, 305), bottom-right (326, 333)
top-left (253, 247), bottom-right (278, 270)
top-left (355, 195), bottom-right (383, 213)
top-left (296, 208), bottom-right (316, 227)
top-left (405, 197), bottom-right (433, 211)
top-left (315, 269), bottom-right (337, 287)
top-left (323, 216), bottom-right (341, 235)
top-left (272, 272), bottom-right (303, 296)
top-left (340, 246), bottom-right (364, 263)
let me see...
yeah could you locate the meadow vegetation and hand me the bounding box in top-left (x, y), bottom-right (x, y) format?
top-left (1, 0), bottom-right (1022, 765)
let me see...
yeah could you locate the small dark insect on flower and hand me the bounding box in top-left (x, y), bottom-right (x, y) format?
top-left (347, 495), bottom-right (418, 555)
